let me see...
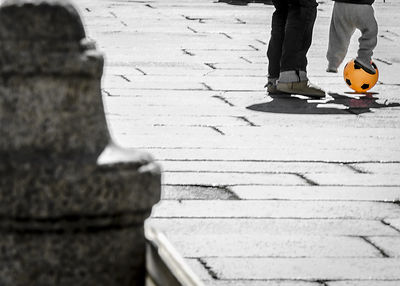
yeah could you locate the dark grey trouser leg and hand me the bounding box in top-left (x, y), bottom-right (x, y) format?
top-left (355, 5), bottom-right (378, 64)
top-left (326, 2), bottom-right (377, 69)
top-left (267, 0), bottom-right (288, 79)
top-left (327, 2), bottom-right (356, 69)
top-left (280, 0), bottom-right (318, 73)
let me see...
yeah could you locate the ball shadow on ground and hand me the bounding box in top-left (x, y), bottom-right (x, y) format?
top-left (247, 93), bottom-right (400, 115)
top-left (216, 0), bottom-right (272, 5)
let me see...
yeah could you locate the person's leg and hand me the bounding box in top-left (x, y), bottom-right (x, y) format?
top-left (277, 0), bottom-right (325, 98)
top-left (279, 0), bottom-right (317, 74)
top-left (326, 2), bottom-right (356, 72)
top-left (266, 0), bottom-right (288, 93)
top-left (297, 0), bottom-right (318, 73)
top-left (355, 5), bottom-right (378, 74)
top-left (267, 0), bottom-right (288, 79)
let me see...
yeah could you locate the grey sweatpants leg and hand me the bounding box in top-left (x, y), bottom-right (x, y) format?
top-left (326, 2), bottom-right (378, 70)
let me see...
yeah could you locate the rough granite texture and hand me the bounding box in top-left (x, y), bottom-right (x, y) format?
top-left (0, 1), bottom-right (161, 285)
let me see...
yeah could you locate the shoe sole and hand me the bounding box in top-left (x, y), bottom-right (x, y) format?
top-left (354, 60), bottom-right (376, 75)
top-left (277, 87), bottom-right (325, 99)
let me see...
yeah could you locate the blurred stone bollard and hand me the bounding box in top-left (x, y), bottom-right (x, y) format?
top-left (0, 1), bottom-right (161, 285)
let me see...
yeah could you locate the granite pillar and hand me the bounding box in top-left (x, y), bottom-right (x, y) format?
top-left (0, 1), bottom-right (161, 285)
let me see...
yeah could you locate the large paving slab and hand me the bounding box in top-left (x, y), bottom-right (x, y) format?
top-left (151, 234), bottom-right (382, 258)
top-left (74, 0), bottom-right (400, 284)
top-left (199, 257), bottom-right (400, 280)
top-left (149, 217), bottom-right (400, 236)
top-left (152, 200), bottom-right (400, 219)
top-left (229, 185), bottom-right (400, 201)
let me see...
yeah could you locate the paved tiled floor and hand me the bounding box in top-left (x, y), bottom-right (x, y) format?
top-left (76, 0), bottom-right (400, 284)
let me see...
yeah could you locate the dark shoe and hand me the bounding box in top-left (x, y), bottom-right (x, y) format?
top-left (265, 81), bottom-right (291, 95)
top-left (277, 80), bottom-right (325, 98)
top-left (326, 67), bottom-right (338, 73)
top-left (354, 59), bottom-right (376, 75)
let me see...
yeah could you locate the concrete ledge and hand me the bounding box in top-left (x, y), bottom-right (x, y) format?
top-left (145, 225), bottom-right (204, 286)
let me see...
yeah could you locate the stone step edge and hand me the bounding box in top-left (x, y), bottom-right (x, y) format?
top-left (145, 224), bottom-right (205, 286)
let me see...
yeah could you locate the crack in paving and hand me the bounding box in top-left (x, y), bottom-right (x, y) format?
top-left (183, 15), bottom-right (206, 23)
top-left (202, 70), bottom-right (215, 76)
top-left (256, 39), bottom-right (267, 45)
top-left (378, 82), bottom-right (400, 86)
top-left (210, 126), bottom-right (225, 135)
top-left (205, 63), bottom-right (217, 69)
top-left (100, 30), bottom-right (121, 35)
top-left (248, 44), bottom-right (259, 51)
top-left (119, 75), bottom-right (130, 82)
top-left (220, 32), bottom-right (232, 39)
top-left (187, 26), bottom-right (198, 33)
top-left (360, 236), bottom-right (390, 258)
top-left (375, 58), bottom-right (393, 65)
top-left (182, 49), bottom-right (195, 56)
top-left (383, 29), bottom-right (400, 37)
top-left (198, 258), bottom-right (219, 280)
top-left (381, 219), bottom-right (400, 234)
top-left (101, 89), bottom-right (114, 97)
top-left (213, 95), bottom-right (235, 106)
top-left (236, 116), bottom-right (258, 126)
top-left (379, 34), bottom-right (394, 42)
top-left (135, 67), bottom-right (147, 75)
top-left (295, 173), bottom-right (319, 186)
top-left (314, 280), bottom-right (329, 286)
top-left (344, 163), bottom-right (370, 174)
top-left (201, 82), bottom-right (213, 90)
top-left (240, 56), bottom-right (252, 63)
top-left (235, 17), bottom-right (246, 24)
